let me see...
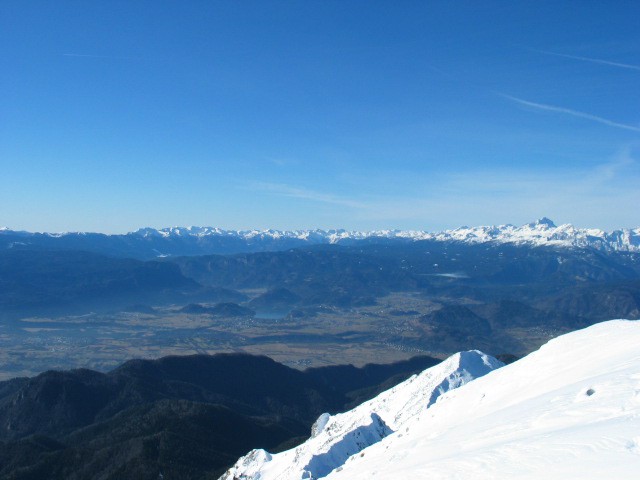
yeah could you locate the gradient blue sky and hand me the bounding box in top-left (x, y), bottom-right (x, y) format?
top-left (1, 1), bottom-right (639, 233)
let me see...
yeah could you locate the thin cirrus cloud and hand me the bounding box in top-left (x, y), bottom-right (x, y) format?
top-left (501, 94), bottom-right (640, 133)
top-left (531, 48), bottom-right (640, 71)
top-left (251, 151), bottom-right (634, 221)
top-left (249, 154), bottom-right (639, 231)
top-left (358, 158), bottom-right (640, 230)
top-left (62, 53), bottom-right (134, 60)
top-left (252, 182), bottom-right (367, 209)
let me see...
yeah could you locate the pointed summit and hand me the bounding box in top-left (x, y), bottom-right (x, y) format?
top-left (220, 350), bottom-right (503, 480)
top-left (528, 217), bottom-right (556, 228)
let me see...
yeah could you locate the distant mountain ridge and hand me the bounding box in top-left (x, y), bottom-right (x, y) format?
top-left (2, 218), bottom-right (639, 258)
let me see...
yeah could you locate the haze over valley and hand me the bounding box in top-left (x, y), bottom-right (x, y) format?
top-left (1, 219), bottom-right (639, 380)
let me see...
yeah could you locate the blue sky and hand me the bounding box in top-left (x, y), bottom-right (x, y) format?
top-left (1, 1), bottom-right (639, 233)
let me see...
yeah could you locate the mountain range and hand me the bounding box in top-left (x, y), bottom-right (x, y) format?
top-left (2, 218), bottom-right (639, 259)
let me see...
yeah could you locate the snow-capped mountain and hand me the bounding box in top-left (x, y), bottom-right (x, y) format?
top-left (224, 319), bottom-right (640, 480)
top-left (220, 350), bottom-right (504, 480)
top-left (2, 219), bottom-right (639, 257)
top-left (132, 218), bottom-right (640, 252)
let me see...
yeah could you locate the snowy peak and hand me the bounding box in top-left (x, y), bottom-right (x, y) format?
top-left (433, 220), bottom-right (640, 252)
top-left (219, 350), bottom-right (503, 480)
top-left (528, 216), bottom-right (557, 228)
top-left (425, 350), bottom-right (504, 407)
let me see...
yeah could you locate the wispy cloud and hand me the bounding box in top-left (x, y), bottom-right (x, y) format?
top-left (252, 182), bottom-right (367, 209)
top-left (446, 153), bottom-right (639, 195)
top-left (264, 156), bottom-right (298, 168)
top-left (590, 149), bottom-right (636, 183)
top-left (357, 154), bottom-right (640, 229)
top-left (246, 151), bottom-right (640, 231)
top-left (501, 94), bottom-right (640, 133)
top-left (532, 48), bottom-right (640, 71)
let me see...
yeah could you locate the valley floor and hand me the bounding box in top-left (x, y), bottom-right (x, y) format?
top-left (0, 291), bottom-right (561, 380)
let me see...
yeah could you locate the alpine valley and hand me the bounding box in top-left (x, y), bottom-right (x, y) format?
top-left (0, 220), bottom-right (639, 478)
top-left (1, 219), bottom-right (639, 379)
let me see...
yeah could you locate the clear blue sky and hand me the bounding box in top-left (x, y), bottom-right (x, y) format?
top-left (1, 1), bottom-right (639, 233)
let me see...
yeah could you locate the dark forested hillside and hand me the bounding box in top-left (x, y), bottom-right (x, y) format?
top-left (169, 242), bottom-right (640, 319)
top-left (2, 243), bottom-right (639, 341)
top-left (0, 353), bottom-right (439, 480)
top-left (0, 250), bottom-right (253, 318)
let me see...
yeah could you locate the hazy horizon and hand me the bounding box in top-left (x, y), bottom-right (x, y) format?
top-left (2, 215), bottom-right (639, 236)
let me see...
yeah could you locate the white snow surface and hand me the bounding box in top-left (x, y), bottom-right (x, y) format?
top-left (319, 319), bottom-right (640, 480)
top-left (219, 350), bottom-right (503, 480)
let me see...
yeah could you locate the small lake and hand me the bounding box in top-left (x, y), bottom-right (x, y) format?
top-left (254, 311), bottom-right (289, 320)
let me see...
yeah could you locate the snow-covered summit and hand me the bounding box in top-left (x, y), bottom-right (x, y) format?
top-left (320, 319), bottom-right (640, 479)
top-left (134, 226), bottom-right (229, 238)
top-left (427, 218), bottom-right (640, 252)
top-left (219, 350), bottom-right (503, 480)
top-left (528, 216), bottom-right (556, 228)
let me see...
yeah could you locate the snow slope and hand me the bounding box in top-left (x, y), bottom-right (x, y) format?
top-left (322, 320), bottom-right (640, 480)
top-left (219, 351), bottom-right (503, 480)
